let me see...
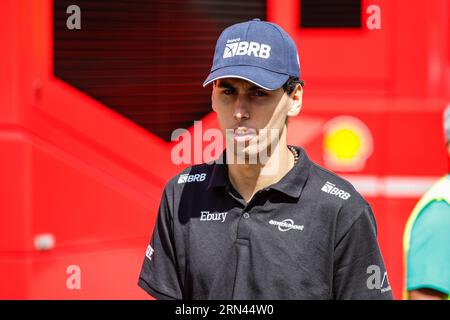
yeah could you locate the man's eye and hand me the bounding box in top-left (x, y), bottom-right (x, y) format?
top-left (253, 90), bottom-right (267, 97)
top-left (221, 89), bottom-right (234, 95)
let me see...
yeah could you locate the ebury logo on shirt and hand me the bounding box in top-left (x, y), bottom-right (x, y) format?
top-left (200, 211), bottom-right (228, 223)
top-left (223, 38), bottom-right (271, 59)
top-left (177, 173), bottom-right (207, 184)
top-left (321, 181), bottom-right (351, 200)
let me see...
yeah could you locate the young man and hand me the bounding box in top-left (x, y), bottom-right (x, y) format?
top-left (403, 106), bottom-right (450, 300)
top-left (138, 19), bottom-right (392, 300)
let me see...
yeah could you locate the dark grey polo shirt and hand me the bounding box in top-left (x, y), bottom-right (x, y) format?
top-left (138, 146), bottom-right (393, 300)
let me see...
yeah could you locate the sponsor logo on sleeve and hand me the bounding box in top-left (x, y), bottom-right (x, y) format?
top-left (146, 245), bottom-right (154, 260)
top-left (178, 173), bottom-right (207, 184)
top-left (321, 181), bottom-right (351, 200)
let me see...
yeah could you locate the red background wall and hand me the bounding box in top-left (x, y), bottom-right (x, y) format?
top-left (0, 0), bottom-right (449, 299)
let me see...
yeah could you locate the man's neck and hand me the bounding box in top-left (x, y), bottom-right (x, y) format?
top-left (227, 142), bottom-right (295, 203)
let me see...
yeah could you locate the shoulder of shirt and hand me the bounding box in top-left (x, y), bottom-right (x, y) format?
top-left (306, 160), bottom-right (378, 239)
top-left (307, 160), bottom-right (373, 226)
top-left (309, 161), bottom-right (367, 205)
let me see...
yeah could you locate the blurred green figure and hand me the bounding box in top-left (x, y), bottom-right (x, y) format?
top-left (403, 105), bottom-right (450, 300)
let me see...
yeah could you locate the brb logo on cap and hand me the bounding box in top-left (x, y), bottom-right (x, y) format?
top-left (223, 38), bottom-right (271, 59)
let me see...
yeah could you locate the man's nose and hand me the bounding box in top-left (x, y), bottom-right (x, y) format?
top-left (234, 96), bottom-right (249, 121)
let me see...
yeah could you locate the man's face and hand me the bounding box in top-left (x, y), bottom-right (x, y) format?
top-left (211, 78), bottom-right (301, 159)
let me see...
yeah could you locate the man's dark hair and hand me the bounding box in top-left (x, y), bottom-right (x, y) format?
top-left (283, 77), bottom-right (304, 95)
top-left (212, 77), bottom-right (304, 94)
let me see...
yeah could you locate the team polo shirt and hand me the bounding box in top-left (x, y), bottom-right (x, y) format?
top-left (138, 146), bottom-right (393, 300)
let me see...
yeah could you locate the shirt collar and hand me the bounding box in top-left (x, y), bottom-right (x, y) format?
top-left (206, 149), bottom-right (229, 190)
top-left (267, 145), bottom-right (311, 198)
top-left (206, 145), bottom-right (311, 198)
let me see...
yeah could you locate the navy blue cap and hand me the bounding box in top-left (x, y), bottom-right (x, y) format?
top-left (203, 19), bottom-right (301, 90)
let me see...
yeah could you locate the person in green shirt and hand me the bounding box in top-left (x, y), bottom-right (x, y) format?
top-left (403, 105), bottom-right (450, 300)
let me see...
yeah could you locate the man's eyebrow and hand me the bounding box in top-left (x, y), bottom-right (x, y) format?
top-left (216, 81), bottom-right (235, 89)
top-left (248, 85), bottom-right (266, 91)
top-left (217, 81), bottom-right (265, 91)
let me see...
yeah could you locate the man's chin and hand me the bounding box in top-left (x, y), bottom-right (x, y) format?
top-left (230, 140), bottom-right (262, 154)
top-left (229, 143), bottom-right (275, 165)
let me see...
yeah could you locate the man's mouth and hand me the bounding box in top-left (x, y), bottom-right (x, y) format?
top-left (233, 127), bottom-right (257, 142)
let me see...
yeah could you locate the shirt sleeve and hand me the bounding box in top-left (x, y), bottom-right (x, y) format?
top-left (138, 186), bottom-right (183, 300)
top-left (333, 204), bottom-right (393, 300)
top-left (406, 200), bottom-right (450, 296)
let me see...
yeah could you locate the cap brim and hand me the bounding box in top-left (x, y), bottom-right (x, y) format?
top-left (202, 65), bottom-right (289, 90)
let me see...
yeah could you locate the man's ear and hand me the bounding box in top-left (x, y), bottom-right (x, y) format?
top-left (211, 82), bottom-right (217, 113)
top-left (212, 98), bottom-right (217, 113)
top-left (287, 84), bottom-right (303, 117)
